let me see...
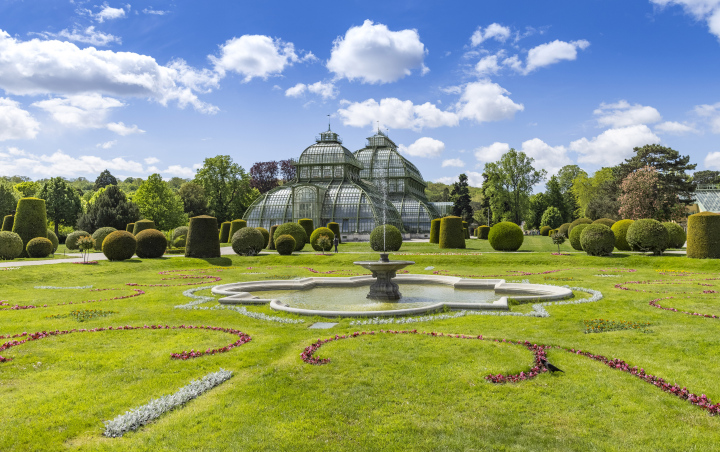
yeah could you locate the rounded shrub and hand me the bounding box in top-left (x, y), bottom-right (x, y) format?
top-left (102, 230), bottom-right (137, 261)
top-left (370, 225), bottom-right (402, 252)
top-left (662, 222), bottom-right (687, 249)
top-left (488, 222), bottom-right (524, 251)
top-left (232, 227), bottom-right (265, 256)
top-left (173, 226), bottom-right (188, 241)
top-left (568, 218), bottom-right (592, 234)
top-left (327, 222), bottom-right (341, 244)
top-left (626, 219), bottom-right (669, 255)
top-left (256, 227), bottom-right (270, 249)
top-left (268, 225), bottom-right (278, 250)
top-left (558, 223), bottom-right (571, 238)
top-left (477, 225), bottom-right (490, 240)
top-left (173, 236), bottom-right (186, 248)
top-left (1, 215), bottom-right (13, 232)
top-left (310, 227), bottom-right (335, 252)
top-left (275, 234), bottom-right (296, 255)
top-left (593, 218), bottom-right (616, 228)
top-left (125, 223), bottom-right (135, 233)
top-left (92, 227), bottom-right (117, 250)
top-left (429, 218), bottom-right (441, 244)
top-left (540, 226), bottom-right (551, 236)
top-left (66, 230), bottom-right (90, 250)
top-left (185, 215), bottom-right (221, 258)
top-left (569, 224), bottom-right (590, 251)
top-left (135, 229), bottom-right (167, 258)
top-left (12, 197), bottom-right (47, 258)
top-left (439, 216), bottom-right (465, 249)
top-left (0, 231), bottom-right (23, 260)
top-left (580, 224), bottom-right (616, 256)
top-left (46, 229), bottom-right (59, 253)
top-left (298, 219), bottom-right (314, 243)
top-left (687, 212), bottom-right (720, 259)
top-left (611, 219), bottom-right (634, 251)
top-left (132, 219), bottom-right (156, 235)
top-left (26, 237), bottom-right (53, 258)
top-left (229, 219), bottom-right (247, 241)
top-left (274, 222), bottom-right (307, 251)
top-left (219, 222), bottom-right (231, 243)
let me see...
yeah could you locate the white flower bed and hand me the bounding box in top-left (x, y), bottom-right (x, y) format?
top-left (103, 369), bottom-right (232, 437)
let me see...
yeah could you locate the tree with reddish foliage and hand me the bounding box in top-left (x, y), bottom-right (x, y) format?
top-left (279, 159), bottom-right (296, 183)
top-left (618, 166), bottom-right (683, 221)
top-left (250, 161), bottom-right (279, 194)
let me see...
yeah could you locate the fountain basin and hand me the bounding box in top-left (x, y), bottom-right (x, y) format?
top-left (352, 258), bottom-right (415, 300)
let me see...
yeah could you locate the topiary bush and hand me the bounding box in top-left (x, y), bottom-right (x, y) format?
top-left (568, 218), bottom-right (592, 234)
top-left (310, 227), bottom-right (335, 252)
top-left (488, 222), bottom-right (524, 251)
top-left (1, 214), bottom-right (13, 232)
top-left (173, 226), bottom-right (188, 241)
top-left (592, 218), bottom-right (616, 228)
top-left (540, 226), bottom-right (551, 236)
top-left (268, 225), bottom-right (278, 250)
top-left (135, 229), bottom-right (167, 258)
top-left (185, 215), bottom-right (221, 258)
top-left (687, 212), bottom-right (720, 259)
top-left (462, 221), bottom-right (469, 239)
top-left (558, 223), bottom-right (571, 238)
top-left (173, 236), bottom-right (186, 248)
top-left (327, 222), bottom-right (341, 244)
top-left (102, 230), bottom-right (137, 261)
top-left (26, 237), bottom-right (53, 258)
top-left (0, 231), bottom-right (23, 260)
top-left (370, 225), bottom-right (402, 252)
top-left (229, 219), bottom-right (247, 241)
top-left (429, 218), bottom-right (441, 244)
top-left (439, 216), bottom-right (465, 249)
top-left (274, 222), bottom-right (307, 251)
top-left (66, 230), bottom-right (90, 250)
top-left (132, 219), bottom-right (156, 235)
top-left (12, 197), bottom-right (47, 258)
top-left (626, 219), bottom-right (669, 255)
top-left (275, 234), bottom-right (296, 255)
top-left (231, 227), bottom-right (265, 256)
top-left (298, 218), bottom-right (314, 244)
top-left (92, 227), bottom-right (117, 250)
top-left (46, 229), bottom-right (59, 253)
top-left (569, 224), bottom-right (589, 251)
top-left (477, 225), bottom-right (490, 240)
top-left (663, 222), bottom-right (687, 249)
top-left (611, 219), bottom-right (634, 251)
top-left (219, 222), bottom-right (231, 243)
top-left (256, 227), bottom-right (270, 249)
top-left (580, 224), bottom-right (616, 256)
top-left (125, 223), bottom-right (134, 233)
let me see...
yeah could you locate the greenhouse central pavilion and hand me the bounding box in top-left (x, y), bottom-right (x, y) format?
top-left (243, 127), bottom-right (442, 239)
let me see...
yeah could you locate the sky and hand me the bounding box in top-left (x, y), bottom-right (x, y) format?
top-left (1, 0), bottom-right (720, 187)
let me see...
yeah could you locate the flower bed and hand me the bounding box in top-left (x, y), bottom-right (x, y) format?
top-left (649, 296), bottom-right (719, 319)
top-left (45, 309), bottom-right (118, 322)
top-left (584, 319), bottom-right (652, 334)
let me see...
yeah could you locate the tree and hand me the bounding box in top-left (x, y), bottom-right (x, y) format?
top-left (13, 181), bottom-right (41, 197)
top-left (450, 174), bottom-right (473, 222)
top-left (544, 176), bottom-right (565, 218)
top-left (194, 155), bottom-right (255, 223)
top-left (177, 182), bottom-right (210, 217)
top-left (94, 169), bottom-right (118, 190)
top-left (540, 206), bottom-right (563, 229)
top-left (76, 185), bottom-right (141, 232)
top-left (0, 183), bottom-right (18, 217)
top-left (693, 170), bottom-right (720, 186)
top-left (250, 161), bottom-right (279, 193)
top-left (133, 174), bottom-right (188, 230)
top-left (618, 166), bottom-right (684, 221)
top-left (571, 167), bottom-right (616, 219)
top-left (166, 177), bottom-right (188, 191)
top-left (38, 177), bottom-right (83, 236)
top-left (279, 159), bottom-right (296, 184)
top-left (527, 193), bottom-right (548, 230)
top-left (484, 149), bottom-right (546, 225)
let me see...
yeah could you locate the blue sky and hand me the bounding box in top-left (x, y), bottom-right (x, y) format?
top-left (1, 0), bottom-right (720, 186)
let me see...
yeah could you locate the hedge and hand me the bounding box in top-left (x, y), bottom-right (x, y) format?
top-left (429, 218), bottom-right (441, 244)
top-left (0, 231), bottom-right (23, 260)
top-left (687, 212), bottom-right (720, 259)
top-left (219, 222), bottom-right (231, 243)
top-left (229, 219), bottom-right (247, 241)
top-left (256, 227), bottom-right (270, 249)
top-left (12, 197), bottom-right (47, 258)
top-left (557, 223), bottom-right (571, 238)
top-left (136, 229), bottom-right (167, 258)
top-left (185, 215), bottom-right (221, 258)
top-left (298, 219), bottom-right (314, 244)
top-left (275, 234), bottom-right (296, 255)
top-left (26, 237), bottom-right (53, 258)
top-left (476, 225), bottom-right (490, 240)
top-left (231, 227), bottom-right (265, 256)
top-left (173, 226), bottom-right (189, 241)
top-left (125, 223), bottom-right (135, 233)
top-left (462, 221), bottom-right (469, 239)
top-left (274, 223), bottom-right (307, 251)
top-left (132, 219), bottom-right (156, 235)
top-left (92, 227), bottom-right (117, 250)
top-left (488, 222), bottom-right (524, 251)
top-left (370, 225), bottom-right (402, 252)
top-left (611, 220), bottom-right (634, 251)
top-left (173, 236), bottom-right (186, 248)
top-left (268, 225), bottom-right (278, 250)
top-left (102, 230), bottom-right (137, 261)
top-left (438, 216), bottom-right (465, 249)
top-left (568, 218), bottom-right (592, 234)
top-left (580, 224), bottom-right (615, 256)
top-left (1, 215), bottom-right (13, 232)
top-left (46, 229), bottom-right (59, 253)
top-left (626, 219), bottom-right (669, 255)
top-left (66, 230), bottom-right (90, 250)
top-left (662, 222), bottom-right (687, 249)
top-left (310, 227), bottom-right (335, 252)
top-left (569, 224), bottom-right (589, 251)
top-left (540, 226), bottom-right (551, 236)
top-left (327, 222), bottom-right (341, 244)
top-left (592, 218), bottom-right (616, 228)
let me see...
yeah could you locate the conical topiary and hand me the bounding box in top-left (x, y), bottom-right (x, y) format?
top-left (229, 219), bottom-right (247, 240)
top-left (327, 222), bottom-right (341, 244)
top-left (132, 219), bottom-right (156, 235)
top-left (1, 215), bottom-right (13, 232)
top-left (219, 221), bottom-right (231, 243)
top-left (429, 218), bottom-right (440, 244)
top-left (12, 197), bottom-right (47, 258)
top-left (185, 215), bottom-right (221, 258)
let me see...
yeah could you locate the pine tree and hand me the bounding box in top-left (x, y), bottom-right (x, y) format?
top-left (94, 169), bottom-right (118, 191)
top-left (450, 173), bottom-right (474, 222)
top-left (76, 185), bottom-right (140, 233)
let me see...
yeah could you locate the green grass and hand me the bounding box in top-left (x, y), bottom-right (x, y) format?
top-left (0, 247), bottom-right (718, 451)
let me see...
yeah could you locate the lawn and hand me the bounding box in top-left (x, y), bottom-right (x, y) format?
top-left (0, 244), bottom-right (718, 451)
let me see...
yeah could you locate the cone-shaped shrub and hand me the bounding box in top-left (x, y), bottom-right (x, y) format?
top-left (92, 227), bottom-right (117, 250)
top-left (370, 224), bottom-right (402, 252)
top-left (626, 219), bottom-right (668, 255)
top-left (310, 227), bottom-right (335, 252)
top-left (232, 227), bottom-right (265, 256)
top-left (132, 219), bottom-right (156, 235)
top-left (12, 197), bottom-right (47, 258)
top-left (580, 224), bottom-right (615, 256)
top-left (540, 226), bottom-right (551, 236)
top-left (298, 218), bottom-right (314, 243)
top-left (462, 221), bottom-right (469, 239)
top-left (429, 218), bottom-right (440, 244)
top-left (256, 227), bottom-right (270, 248)
top-left (477, 225), bottom-right (490, 240)
top-left (219, 222), bottom-right (231, 243)
top-left (125, 223), bottom-right (134, 233)
top-left (687, 212), bottom-right (720, 259)
top-left (488, 222), bottom-right (524, 251)
top-left (173, 226), bottom-right (189, 241)
top-left (569, 224), bottom-right (589, 251)
top-left (611, 219), bottom-right (634, 251)
top-left (592, 218), bottom-right (616, 228)
top-left (268, 225), bottom-right (278, 250)
top-left (229, 219), bottom-right (247, 241)
top-left (568, 218), bottom-right (592, 234)
top-left (136, 229), bottom-right (167, 258)
top-left (327, 222), bottom-right (341, 244)
top-left (0, 231), bottom-right (23, 260)
top-left (46, 229), bottom-right (58, 253)
top-left (558, 223), bottom-right (571, 237)
top-left (439, 216), bottom-right (465, 249)
top-left (275, 234), bottom-right (295, 255)
top-left (102, 230), bottom-right (137, 261)
top-left (185, 215), bottom-right (221, 258)
top-left (26, 237), bottom-right (53, 258)
top-left (663, 222), bottom-right (687, 249)
top-left (66, 230), bottom-right (90, 250)
top-left (1, 215), bottom-right (13, 232)
top-left (274, 222), bottom-right (307, 251)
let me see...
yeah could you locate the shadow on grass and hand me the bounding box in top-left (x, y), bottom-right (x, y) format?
top-left (199, 257), bottom-right (234, 266)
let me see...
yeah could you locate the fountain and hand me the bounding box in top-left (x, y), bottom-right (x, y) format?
top-left (352, 253), bottom-right (415, 300)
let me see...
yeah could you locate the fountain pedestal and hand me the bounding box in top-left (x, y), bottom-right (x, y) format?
top-left (354, 254), bottom-right (415, 301)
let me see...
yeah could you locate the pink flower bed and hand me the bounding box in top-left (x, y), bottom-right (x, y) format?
top-left (648, 296), bottom-right (719, 319)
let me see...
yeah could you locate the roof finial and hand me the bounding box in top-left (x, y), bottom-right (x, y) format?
top-left (377, 120), bottom-right (380, 134)
top-left (327, 114), bottom-right (331, 131)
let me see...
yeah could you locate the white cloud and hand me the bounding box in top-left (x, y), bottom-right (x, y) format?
top-left (519, 138), bottom-right (570, 176)
top-left (470, 23), bottom-right (511, 46)
top-left (32, 26), bottom-right (121, 46)
top-left (327, 20), bottom-right (427, 84)
top-left (286, 81), bottom-right (337, 99)
top-left (96, 140), bottom-right (117, 149)
top-left (338, 97), bottom-right (458, 130)
top-left (0, 98), bottom-right (40, 141)
top-left (143, 8), bottom-right (169, 15)
top-left (475, 54), bottom-right (502, 76)
top-left (211, 35), bottom-right (301, 82)
top-left (593, 100), bottom-right (662, 128)
top-left (474, 141), bottom-right (510, 163)
top-left (285, 83), bottom-right (306, 98)
top-left (440, 85), bottom-right (462, 95)
top-left (654, 121), bottom-right (698, 134)
top-left (32, 94), bottom-right (124, 128)
top-left (442, 158), bottom-right (465, 167)
top-left (694, 102), bottom-right (720, 132)
top-left (651, 0), bottom-right (720, 39)
top-left (570, 125), bottom-right (661, 165)
top-left (96, 3), bottom-right (126, 23)
top-left (0, 148), bottom-right (145, 177)
top-left (435, 171), bottom-right (484, 186)
top-left (144, 157), bottom-right (160, 164)
top-left (398, 137), bottom-right (445, 158)
top-left (455, 80), bottom-right (524, 123)
top-left (163, 164), bottom-right (196, 177)
top-left (434, 176), bottom-right (456, 184)
top-left (525, 39), bottom-right (590, 73)
top-left (502, 55), bottom-right (523, 72)
top-left (705, 151), bottom-right (720, 169)
top-left (106, 122), bottom-right (145, 135)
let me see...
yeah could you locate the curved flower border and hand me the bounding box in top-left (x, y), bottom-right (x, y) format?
top-left (648, 296), bottom-right (719, 319)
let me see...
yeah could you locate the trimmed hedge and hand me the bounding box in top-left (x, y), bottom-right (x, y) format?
top-left (268, 225), bottom-right (278, 250)
top-left (687, 212), bottom-right (720, 259)
top-left (1, 215), bottom-right (13, 232)
top-left (592, 218), bottom-right (616, 228)
top-left (12, 197), bottom-right (47, 258)
top-left (274, 222), bottom-right (307, 251)
top-left (66, 230), bottom-right (90, 250)
top-left (173, 226), bottom-right (189, 241)
top-left (231, 227), bottom-right (265, 256)
top-left (540, 226), bottom-right (551, 236)
top-left (476, 225), bottom-right (490, 240)
top-left (229, 219), bottom-right (247, 241)
top-left (663, 222), bottom-right (687, 249)
top-left (327, 222), bottom-right (341, 244)
top-left (185, 215), bottom-right (221, 258)
top-left (0, 231), bottom-right (23, 260)
top-left (132, 219), bottom-right (156, 235)
top-left (462, 221), bottom-right (469, 239)
top-left (102, 230), bottom-right (137, 261)
top-left (92, 227), bottom-right (117, 250)
top-left (488, 222), bottom-right (524, 251)
top-left (46, 229), bottom-right (59, 253)
top-left (429, 218), bottom-right (441, 244)
top-left (569, 224), bottom-right (590, 251)
top-left (626, 219), bottom-right (669, 255)
top-left (568, 218), bottom-right (592, 234)
top-left (370, 224), bottom-right (402, 252)
top-left (219, 222), bottom-right (231, 243)
top-left (298, 218), bottom-right (314, 244)
top-left (439, 216), bottom-right (465, 249)
top-left (310, 227), bottom-right (335, 252)
top-left (611, 219), bottom-right (634, 251)
top-left (558, 223), bottom-right (571, 238)
top-left (275, 234), bottom-right (296, 255)
top-left (580, 224), bottom-right (615, 256)
top-left (125, 223), bottom-right (135, 233)
top-left (256, 227), bottom-right (270, 249)
top-left (136, 229), bottom-right (167, 258)
top-left (26, 237), bottom-right (53, 258)
top-left (173, 236), bottom-right (186, 248)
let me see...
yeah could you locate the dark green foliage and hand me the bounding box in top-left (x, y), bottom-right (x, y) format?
top-left (580, 224), bottom-right (616, 256)
top-left (370, 225), bottom-right (402, 252)
top-left (177, 182), bottom-right (210, 218)
top-left (2, 214), bottom-right (13, 232)
top-left (219, 222), bottom-right (231, 243)
top-left (568, 218), bottom-right (592, 234)
top-left (327, 222), bottom-right (341, 244)
top-left (309, 227), bottom-right (334, 252)
top-left (92, 227), bottom-right (117, 250)
top-left (693, 170), bottom-right (720, 185)
top-left (125, 223), bottom-right (134, 233)
top-left (76, 185), bottom-right (140, 233)
top-left (540, 226), bottom-right (551, 236)
top-left (173, 236), bottom-right (186, 248)
top-left (135, 229), bottom-right (167, 258)
top-left (0, 231), bottom-right (23, 260)
top-left (275, 234), bottom-right (296, 255)
top-left (626, 219), bottom-right (669, 255)
top-left (46, 229), bottom-right (58, 253)
top-left (94, 169), bottom-right (118, 190)
top-left (611, 219), bottom-right (634, 251)
top-left (185, 215), bottom-right (221, 258)
top-left (229, 219), bottom-right (247, 241)
top-left (569, 224), bottom-right (590, 251)
top-left (102, 230), bottom-right (137, 261)
top-left (687, 212), bottom-right (720, 259)
top-left (558, 223), bottom-right (571, 238)
top-left (231, 227), bottom-right (265, 256)
top-left (488, 221), bottom-right (524, 251)
top-left (268, 225), bottom-right (278, 250)
top-left (429, 218), bottom-right (440, 243)
top-left (476, 225), bottom-right (490, 240)
top-left (12, 197), bottom-right (47, 258)
top-left (662, 222), bottom-right (687, 249)
top-left (173, 226), bottom-right (189, 241)
top-left (439, 216), bottom-right (465, 249)
top-left (462, 221), bottom-right (469, 239)
top-left (132, 219), bottom-right (156, 235)
top-left (256, 227), bottom-right (270, 248)
top-left (66, 230), bottom-right (90, 250)
top-left (298, 218), bottom-right (314, 244)
top-left (38, 177), bottom-right (83, 237)
top-left (551, 232), bottom-right (566, 253)
top-left (0, 184), bottom-right (16, 218)
top-left (26, 237), bottom-right (53, 258)
top-left (451, 174), bottom-right (474, 222)
top-left (274, 222), bottom-right (307, 251)
top-left (592, 218), bottom-right (616, 228)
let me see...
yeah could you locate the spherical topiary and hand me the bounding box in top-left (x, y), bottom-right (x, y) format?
top-left (26, 237), bottom-right (53, 258)
top-left (438, 216), bottom-right (465, 249)
top-left (256, 227), bottom-right (270, 249)
top-left (66, 230), bottom-right (90, 250)
top-left (219, 222), bottom-right (231, 243)
top-left (370, 224), bottom-right (402, 252)
top-left (568, 218), bottom-right (593, 234)
top-left (687, 212), bottom-right (720, 259)
top-left (592, 218), bottom-right (616, 228)
top-left (12, 197), bottom-right (47, 258)
top-left (185, 215), bottom-right (221, 258)
top-left (488, 222), bottom-right (524, 251)
top-left (663, 222), bottom-right (687, 249)
top-left (274, 222), bottom-right (307, 251)
top-left (268, 225), bottom-right (278, 250)
top-left (626, 219), bottom-right (669, 255)
top-left (132, 219), bottom-right (156, 235)
top-left (477, 225), bottom-right (490, 240)
top-left (229, 219), bottom-right (247, 241)
top-left (540, 226), bottom-right (551, 236)
top-left (298, 218), bottom-right (314, 244)
top-left (231, 227), bottom-right (265, 256)
top-left (327, 222), bottom-right (341, 244)
top-left (135, 229), bottom-right (167, 258)
top-left (611, 219), bottom-right (634, 251)
top-left (126, 223), bottom-right (135, 233)
top-left (46, 229), bottom-right (59, 253)
top-left (429, 218), bottom-right (441, 244)
top-left (580, 224), bottom-right (616, 256)
top-left (309, 227), bottom-right (335, 252)
top-left (0, 231), bottom-right (23, 260)
top-left (569, 224), bottom-right (590, 251)
top-left (102, 230), bottom-right (137, 261)
top-left (275, 234), bottom-right (296, 255)
top-left (173, 236), bottom-right (186, 248)
top-left (1, 215), bottom-right (13, 232)
top-left (92, 227), bottom-right (117, 250)
top-left (558, 223), bottom-right (571, 238)
top-left (173, 226), bottom-right (189, 241)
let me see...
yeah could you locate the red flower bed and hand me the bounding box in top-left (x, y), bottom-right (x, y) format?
top-left (648, 296), bottom-right (719, 319)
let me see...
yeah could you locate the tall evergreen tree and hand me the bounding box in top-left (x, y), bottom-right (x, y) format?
top-left (94, 169), bottom-right (118, 191)
top-left (450, 173), bottom-right (473, 222)
top-left (693, 170), bottom-right (720, 186)
top-left (38, 177), bottom-right (83, 236)
top-left (76, 185), bottom-right (140, 233)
